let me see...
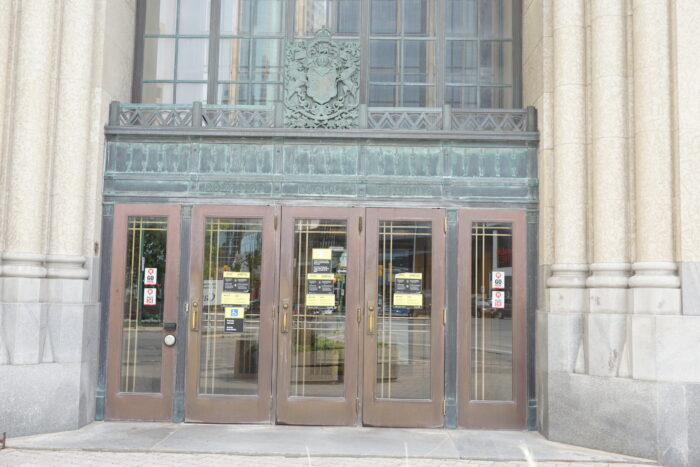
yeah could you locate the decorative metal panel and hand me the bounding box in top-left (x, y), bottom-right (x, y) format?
top-left (199, 144), bottom-right (274, 174)
top-left (451, 110), bottom-right (527, 132)
top-left (367, 108), bottom-right (443, 131)
top-left (283, 145), bottom-right (358, 175)
top-left (365, 146), bottom-right (442, 177)
top-left (119, 105), bottom-right (193, 127)
top-left (201, 105), bottom-right (275, 128)
top-left (283, 28), bottom-right (360, 129)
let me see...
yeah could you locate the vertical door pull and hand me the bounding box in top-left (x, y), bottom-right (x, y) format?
top-left (190, 299), bottom-right (199, 331)
top-left (367, 304), bottom-right (375, 334)
top-left (281, 301), bottom-right (290, 333)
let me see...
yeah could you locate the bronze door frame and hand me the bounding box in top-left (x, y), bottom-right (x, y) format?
top-left (275, 206), bottom-right (363, 425)
top-left (105, 204), bottom-right (181, 421)
top-left (456, 209), bottom-right (527, 428)
top-left (362, 208), bottom-right (446, 428)
top-left (185, 205), bottom-right (277, 423)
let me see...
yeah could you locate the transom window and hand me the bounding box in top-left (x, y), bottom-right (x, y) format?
top-left (134, 0), bottom-right (520, 108)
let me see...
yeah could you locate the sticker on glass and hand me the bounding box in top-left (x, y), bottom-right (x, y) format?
top-left (491, 271), bottom-right (505, 290)
top-left (492, 290), bottom-right (505, 309)
top-left (312, 248), bottom-right (332, 273)
top-left (144, 288), bottom-right (157, 306)
top-left (224, 307), bottom-right (245, 333)
top-left (394, 272), bottom-right (423, 307)
top-left (306, 273), bottom-right (335, 307)
top-left (221, 271), bottom-right (250, 305)
top-left (144, 268), bottom-right (157, 285)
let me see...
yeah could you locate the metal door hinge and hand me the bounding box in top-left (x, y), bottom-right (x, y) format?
top-left (359, 216), bottom-right (363, 234)
top-left (357, 307), bottom-right (361, 324)
top-left (443, 307), bottom-right (447, 325)
top-left (274, 215), bottom-right (278, 230)
top-left (444, 217), bottom-right (447, 234)
top-left (272, 304), bottom-right (276, 322)
top-left (443, 399), bottom-right (447, 415)
top-left (356, 397), bottom-right (360, 414)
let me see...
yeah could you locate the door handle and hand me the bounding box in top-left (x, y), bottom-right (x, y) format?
top-left (367, 304), bottom-right (375, 335)
top-left (281, 301), bottom-right (290, 333)
top-left (190, 299), bottom-right (199, 331)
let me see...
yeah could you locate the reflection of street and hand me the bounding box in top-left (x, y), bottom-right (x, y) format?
top-left (471, 316), bottom-right (513, 401)
top-left (120, 325), bottom-right (163, 393)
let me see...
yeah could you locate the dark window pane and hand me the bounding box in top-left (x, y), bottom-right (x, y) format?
top-left (478, 0), bottom-right (512, 38)
top-left (371, 0), bottom-right (398, 34)
top-left (145, 0), bottom-right (177, 35)
top-left (179, 0), bottom-right (211, 34)
top-left (369, 85), bottom-right (399, 106)
top-left (403, 40), bottom-right (434, 83)
top-left (445, 85), bottom-right (477, 108)
top-left (403, 0), bottom-right (434, 36)
top-left (446, 0), bottom-right (477, 36)
top-left (370, 40), bottom-right (399, 82)
top-left (143, 38), bottom-right (176, 81)
top-left (176, 39), bottom-right (209, 80)
top-left (479, 40), bottom-right (512, 84)
top-left (479, 86), bottom-right (513, 108)
top-left (446, 40), bottom-right (477, 83)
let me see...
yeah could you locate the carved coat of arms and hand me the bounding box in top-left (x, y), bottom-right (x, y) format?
top-left (284, 28), bottom-right (360, 129)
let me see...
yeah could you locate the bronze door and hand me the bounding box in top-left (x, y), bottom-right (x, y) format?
top-left (105, 204), bottom-right (181, 420)
top-left (275, 207), bottom-right (363, 425)
top-left (362, 208), bottom-right (446, 427)
top-left (185, 206), bottom-right (276, 423)
top-left (457, 210), bottom-right (527, 428)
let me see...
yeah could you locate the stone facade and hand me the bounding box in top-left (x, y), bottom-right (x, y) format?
top-left (523, 0), bottom-right (700, 465)
top-left (0, 1), bottom-right (699, 466)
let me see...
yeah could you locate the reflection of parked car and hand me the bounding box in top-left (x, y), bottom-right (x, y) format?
top-left (470, 295), bottom-right (512, 319)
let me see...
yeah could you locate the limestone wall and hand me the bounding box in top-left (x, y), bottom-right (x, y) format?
top-left (524, 1), bottom-right (700, 465)
top-left (0, 0), bottom-right (135, 437)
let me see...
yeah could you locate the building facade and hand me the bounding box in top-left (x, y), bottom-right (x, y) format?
top-left (0, 1), bottom-right (698, 466)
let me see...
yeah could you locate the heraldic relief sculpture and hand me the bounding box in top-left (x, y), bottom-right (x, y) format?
top-left (284, 27), bottom-right (360, 129)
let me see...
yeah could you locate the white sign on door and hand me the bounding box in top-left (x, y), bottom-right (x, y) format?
top-left (491, 271), bottom-right (505, 289)
top-left (144, 268), bottom-right (157, 285)
top-left (144, 288), bottom-right (157, 306)
top-left (492, 290), bottom-right (505, 309)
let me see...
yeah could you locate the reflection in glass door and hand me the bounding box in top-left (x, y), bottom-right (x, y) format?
top-left (186, 206), bottom-right (275, 423)
top-left (457, 210), bottom-right (526, 428)
top-left (276, 208), bottom-right (361, 425)
top-left (363, 209), bottom-right (445, 428)
top-left (105, 204), bottom-right (181, 421)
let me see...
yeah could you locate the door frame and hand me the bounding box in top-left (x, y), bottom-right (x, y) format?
top-left (105, 203), bottom-right (181, 421)
top-left (362, 208), bottom-right (446, 428)
top-left (184, 205), bottom-right (277, 423)
top-left (275, 206), bottom-right (364, 425)
top-left (456, 209), bottom-right (527, 428)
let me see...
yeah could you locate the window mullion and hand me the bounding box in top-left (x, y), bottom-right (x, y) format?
top-left (208, 0), bottom-right (222, 104)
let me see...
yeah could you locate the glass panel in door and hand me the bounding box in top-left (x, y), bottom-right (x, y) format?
top-left (363, 209), bottom-right (445, 428)
top-left (105, 204), bottom-right (181, 421)
top-left (276, 208), bottom-right (361, 425)
top-left (186, 206), bottom-right (275, 423)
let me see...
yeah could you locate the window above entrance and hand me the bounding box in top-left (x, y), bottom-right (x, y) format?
top-left (134, 0), bottom-right (521, 109)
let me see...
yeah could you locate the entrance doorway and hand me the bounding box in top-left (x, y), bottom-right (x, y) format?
top-left (103, 204), bottom-right (526, 428)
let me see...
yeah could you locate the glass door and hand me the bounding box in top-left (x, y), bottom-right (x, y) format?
top-left (457, 210), bottom-right (527, 428)
top-left (362, 208), bottom-right (445, 427)
top-left (185, 206), bottom-right (276, 423)
top-left (276, 207), bottom-right (363, 425)
top-left (105, 204), bottom-right (181, 420)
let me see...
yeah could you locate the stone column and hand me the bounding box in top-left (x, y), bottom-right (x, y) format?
top-left (46, 0), bottom-right (96, 285)
top-left (546, 0), bottom-right (588, 374)
top-left (629, 0), bottom-right (681, 381)
top-left (585, 0), bottom-right (631, 377)
top-left (0, 1), bottom-right (15, 256)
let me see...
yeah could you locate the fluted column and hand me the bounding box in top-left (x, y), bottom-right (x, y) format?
top-left (630, 0), bottom-right (679, 296)
top-left (0, 1), bottom-right (15, 257)
top-left (46, 0), bottom-right (96, 280)
top-left (2, 0), bottom-right (57, 282)
top-left (585, 0), bottom-right (631, 377)
top-left (546, 0), bottom-right (588, 374)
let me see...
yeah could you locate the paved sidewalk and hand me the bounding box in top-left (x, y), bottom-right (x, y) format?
top-left (0, 422), bottom-right (658, 466)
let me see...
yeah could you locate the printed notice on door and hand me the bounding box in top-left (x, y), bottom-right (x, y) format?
top-left (224, 307), bottom-right (245, 333)
top-left (492, 290), bottom-right (505, 309)
top-left (144, 267), bottom-right (157, 285)
top-left (221, 271), bottom-right (250, 305)
top-left (394, 272), bottom-right (423, 307)
top-left (491, 271), bottom-right (505, 289)
top-left (312, 248), bottom-right (332, 273)
top-left (143, 288), bottom-right (157, 306)
top-left (306, 273), bottom-right (335, 307)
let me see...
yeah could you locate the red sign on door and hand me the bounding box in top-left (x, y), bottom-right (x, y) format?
top-left (144, 268), bottom-right (157, 285)
top-left (144, 288), bottom-right (157, 306)
top-left (492, 290), bottom-right (505, 309)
